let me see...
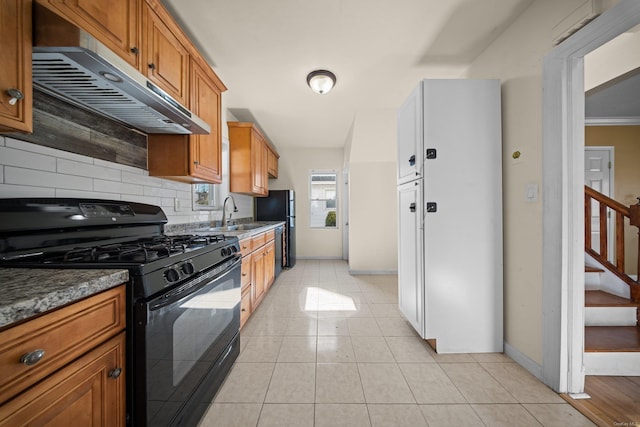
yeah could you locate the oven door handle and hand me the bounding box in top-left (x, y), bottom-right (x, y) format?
top-left (149, 254), bottom-right (242, 311)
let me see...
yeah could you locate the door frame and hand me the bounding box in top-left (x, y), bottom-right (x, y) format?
top-left (542, 0), bottom-right (640, 393)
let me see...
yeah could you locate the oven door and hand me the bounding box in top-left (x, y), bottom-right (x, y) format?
top-left (134, 255), bottom-right (241, 426)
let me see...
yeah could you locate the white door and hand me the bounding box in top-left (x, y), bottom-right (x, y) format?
top-left (397, 180), bottom-right (424, 337)
top-left (584, 147), bottom-right (614, 259)
top-left (397, 84), bottom-right (423, 184)
top-left (342, 169), bottom-right (349, 261)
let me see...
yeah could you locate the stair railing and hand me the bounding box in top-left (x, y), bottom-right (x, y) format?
top-left (584, 185), bottom-right (640, 303)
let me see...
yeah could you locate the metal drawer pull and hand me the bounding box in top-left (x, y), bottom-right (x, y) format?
top-left (108, 368), bottom-right (122, 379)
top-left (20, 349), bottom-right (45, 366)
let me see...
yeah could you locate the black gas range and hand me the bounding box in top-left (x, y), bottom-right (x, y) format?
top-left (0, 198), bottom-right (242, 426)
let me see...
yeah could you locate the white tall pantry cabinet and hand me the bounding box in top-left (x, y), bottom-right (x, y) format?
top-left (397, 79), bottom-right (503, 353)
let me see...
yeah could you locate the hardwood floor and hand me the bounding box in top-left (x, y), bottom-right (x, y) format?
top-left (562, 376), bottom-right (640, 426)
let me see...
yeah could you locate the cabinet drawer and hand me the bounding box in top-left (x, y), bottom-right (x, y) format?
top-left (241, 254), bottom-right (252, 291)
top-left (240, 287), bottom-right (251, 329)
top-left (251, 232), bottom-right (266, 249)
top-left (239, 238), bottom-right (252, 257)
top-left (0, 285), bottom-right (126, 404)
top-left (265, 229), bottom-right (275, 242)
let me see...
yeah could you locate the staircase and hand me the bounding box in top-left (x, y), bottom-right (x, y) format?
top-left (583, 186), bottom-right (640, 375)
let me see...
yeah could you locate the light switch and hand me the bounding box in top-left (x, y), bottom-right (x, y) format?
top-left (174, 198), bottom-right (181, 211)
top-left (525, 184), bottom-right (538, 202)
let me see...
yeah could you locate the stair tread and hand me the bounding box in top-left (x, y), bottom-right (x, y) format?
top-left (585, 290), bottom-right (640, 307)
top-left (585, 326), bottom-right (640, 352)
top-left (585, 266), bottom-right (605, 273)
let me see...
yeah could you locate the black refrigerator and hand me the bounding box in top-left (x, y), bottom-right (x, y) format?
top-left (255, 190), bottom-right (296, 268)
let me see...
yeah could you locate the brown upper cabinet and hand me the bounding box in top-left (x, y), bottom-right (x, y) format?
top-left (228, 122), bottom-right (279, 196)
top-left (0, 0), bottom-right (33, 133)
top-left (34, 0), bottom-right (228, 184)
top-left (267, 145), bottom-right (279, 178)
top-left (147, 58), bottom-right (226, 184)
top-left (142, 0), bottom-right (189, 107)
top-left (38, 0), bottom-right (141, 69)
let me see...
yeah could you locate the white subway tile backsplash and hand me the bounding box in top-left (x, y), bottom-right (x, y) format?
top-left (162, 180), bottom-right (191, 191)
top-left (0, 146), bottom-right (56, 172)
top-left (176, 190), bottom-right (191, 200)
top-left (54, 189), bottom-right (122, 200)
top-left (0, 140), bottom-right (216, 225)
top-left (122, 171), bottom-right (163, 187)
top-left (57, 158), bottom-right (122, 181)
top-left (5, 138), bottom-right (94, 164)
top-left (94, 179), bottom-right (143, 195)
top-left (0, 184), bottom-right (55, 197)
top-left (94, 158), bottom-right (146, 175)
top-left (5, 167), bottom-right (92, 190)
top-left (124, 195), bottom-right (162, 206)
top-left (144, 186), bottom-right (177, 198)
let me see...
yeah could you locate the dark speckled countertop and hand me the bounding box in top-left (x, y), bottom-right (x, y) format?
top-left (0, 268), bottom-right (129, 329)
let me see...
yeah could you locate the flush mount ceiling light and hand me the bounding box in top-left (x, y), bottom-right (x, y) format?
top-left (306, 70), bottom-right (336, 95)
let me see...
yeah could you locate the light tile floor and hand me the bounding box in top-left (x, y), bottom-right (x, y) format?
top-left (199, 260), bottom-right (595, 427)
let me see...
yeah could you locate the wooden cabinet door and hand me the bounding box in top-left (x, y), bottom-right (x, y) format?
top-left (189, 59), bottom-right (222, 183)
top-left (42, 0), bottom-right (140, 68)
top-left (264, 240), bottom-right (275, 290)
top-left (143, 3), bottom-right (189, 106)
top-left (0, 0), bottom-right (32, 133)
top-left (267, 148), bottom-right (278, 178)
top-left (0, 332), bottom-right (126, 426)
top-left (251, 132), bottom-right (265, 195)
top-left (251, 246), bottom-right (266, 308)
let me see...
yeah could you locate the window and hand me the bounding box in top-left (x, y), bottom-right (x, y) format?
top-left (309, 170), bottom-right (338, 228)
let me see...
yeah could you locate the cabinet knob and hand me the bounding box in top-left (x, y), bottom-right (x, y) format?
top-left (241, 308), bottom-right (246, 312)
top-left (6, 88), bottom-right (24, 106)
top-left (148, 63), bottom-right (156, 70)
top-left (130, 46), bottom-right (139, 54)
top-left (108, 368), bottom-right (122, 379)
top-left (20, 349), bottom-right (45, 366)
top-left (242, 273), bottom-right (247, 277)
top-left (194, 161), bottom-right (199, 166)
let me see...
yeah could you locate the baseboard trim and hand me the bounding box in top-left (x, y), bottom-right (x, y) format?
top-left (348, 270), bottom-right (398, 275)
top-left (504, 341), bottom-right (543, 380)
top-left (296, 256), bottom-right (343, 260)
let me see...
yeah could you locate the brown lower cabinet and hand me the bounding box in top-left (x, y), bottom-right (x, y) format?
top-left (0, 286), bottom-right (126, 426)
top-left (239, 229), bottom-right (276, 329)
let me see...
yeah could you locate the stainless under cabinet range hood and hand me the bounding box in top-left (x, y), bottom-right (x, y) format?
top-left (32, 33), bottom-right (210, 135)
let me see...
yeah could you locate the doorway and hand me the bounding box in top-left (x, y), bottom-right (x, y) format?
top-left (542, 0), bottom-right (640, 394)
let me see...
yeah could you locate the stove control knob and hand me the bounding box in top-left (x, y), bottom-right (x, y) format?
top-left (221, 247), bottom-right (228, 257)
top-left (164, 268), bottom-right (180, 283)
top-left (181, 262), bottom-right (195, 275)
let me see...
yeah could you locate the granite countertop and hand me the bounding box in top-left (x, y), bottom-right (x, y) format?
top-left (168, 221), bottom-right (285, 240)
top-left (0, 268), bottom-right (129, 329)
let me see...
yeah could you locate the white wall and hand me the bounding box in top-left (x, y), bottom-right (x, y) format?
top-left (584, 21), bottom-right (640, 90)
top-left (269, 147), bottom-right (344, 259)
top-left (347, 109), bottom-right (398, 273)
top-left (463, 0), bottom-right (613, 366)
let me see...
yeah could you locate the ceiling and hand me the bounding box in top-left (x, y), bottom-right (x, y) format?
top-left (163, 0), bottom-right (535, 149)
top-left (585, 67), bottom-right (640, 124)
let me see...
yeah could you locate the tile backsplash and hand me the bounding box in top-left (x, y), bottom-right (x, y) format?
top-left (0, 136), bottom-right (251, 225)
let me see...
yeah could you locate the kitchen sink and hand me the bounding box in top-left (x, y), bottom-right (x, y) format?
top-left (198, 223), bottom-right (266, 232)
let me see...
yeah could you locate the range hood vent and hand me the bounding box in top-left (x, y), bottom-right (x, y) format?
top-left (32, 35), bottom-right (209, 135)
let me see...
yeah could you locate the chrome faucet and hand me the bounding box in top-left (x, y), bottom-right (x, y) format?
top-left (221, 196), bottom-right (238, 226)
